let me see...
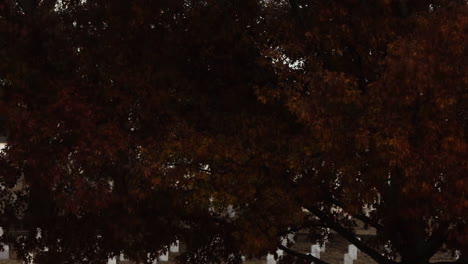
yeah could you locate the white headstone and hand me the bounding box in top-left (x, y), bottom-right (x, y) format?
top-left (276, 248), bottom-right (283, 257)
top-left (158, 251), bottom-right (169, 262)
top-left (280, 233), bottom-right (295, 247)
top-left (0, 245), bottom-right (9, 260)
top-left (119, 253), bottom-right (128, 261)
top-left (0, 137), bottom-right (6, 153)
top-left (348, 245), bottom-right (357, 260)
top-left (36, 228), bottom-right (42, 239)
top-left (227, 205), bottom-right (235, 218)
top-left (107, 257), bottom-right (117, 264)
top-left (108, 180), bottom-right (114, 191)
top-left (170, 240), bottom-right (179, 253)
top-left (280, 238), bottom-right (287, 247)
top-left (311, 244), bottom-right (320, 259)
top-left (344, 253), bottom-right (353, 264)
top-left (320, 239), bottom-right (326, 252)
top-left (266, 253), bottom-right (276, 264)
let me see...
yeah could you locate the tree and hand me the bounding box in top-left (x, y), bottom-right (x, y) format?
top-left (256, 1), bottom-right (467, 263)
top-left (0, 0), bottom-right (466, 264)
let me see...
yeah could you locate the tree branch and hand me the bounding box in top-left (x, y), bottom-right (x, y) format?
top-left (307, 206), bottom-right (396, 264)
top-left (277, 219), bottom-right (328, 237)
top-left (277, 244), bottom-right (329, 264)
top-left (353, 213), bottom-right (383, 231)
top-left (326, 196), bottom-right (384, 231)
top-left (420, 223), bottom-right (449, 263)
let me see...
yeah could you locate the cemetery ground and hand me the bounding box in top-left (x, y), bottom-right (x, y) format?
top-left (0, 221), bottom-right (457, 264)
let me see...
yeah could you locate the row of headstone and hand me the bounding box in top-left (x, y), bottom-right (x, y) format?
top-left (0, 240), bottom-right (178, 263)
top-left (108, 240), bottom-right (179, 264)
top-left (0, 239), bottom-right (180, 263)
top-left (266, 234), bottom-right (327, 264)
top-left (0, 228), bottom-right (352, 264)
top-left (0, 238), bottom-right (342, 264)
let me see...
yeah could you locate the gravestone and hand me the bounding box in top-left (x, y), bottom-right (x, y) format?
top-left (227, 205), bottom-right (235, 218)
top-left (266, 253), bottom-right (276, 264)
top-left (0, 245), bottom-right (9, 260)
top-left (158, 251), bottom-right (169, 261)
top-left (170, 240), bottom-right (179, 253)
top-left (0, 137), bottom-right (5, 153)
top-left (266, 248), bottom-right (283, 264)
top-left (320, 243), bottom-right (326, 252)
top-left (344, 253), bottom-right (353, 264)
top-left (107, 257), bottom-right (117, 264)
top-left (311, 244), bottom-right (320, 259)
top-left (348, 245), bottom-right (358, 260)
top-left (0, 227), bottom-right (7, 260)
top-left (119, 253), bottom-right (128, 261)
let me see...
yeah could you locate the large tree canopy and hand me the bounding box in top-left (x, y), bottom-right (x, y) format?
top-left (0, 0), bottom-right (466, 264)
